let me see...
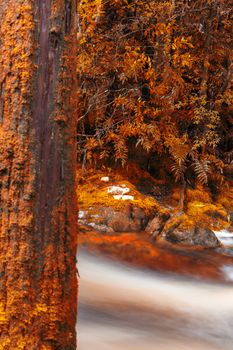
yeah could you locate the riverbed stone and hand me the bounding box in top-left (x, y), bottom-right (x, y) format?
top-left (78, 204), bottom-right (150, 233)
top-left (193, 227), bottom-right (221, 247)
top-left (145, 215), bottom-right (169, 238)
top-left (160, 217), bottom-right (221, 248)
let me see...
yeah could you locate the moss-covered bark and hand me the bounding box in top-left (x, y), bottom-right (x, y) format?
top-left (0, 0), bottom-right (77, 348)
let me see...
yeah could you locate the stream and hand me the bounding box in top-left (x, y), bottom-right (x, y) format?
top-left (77, 230), bottom-right (233, 350)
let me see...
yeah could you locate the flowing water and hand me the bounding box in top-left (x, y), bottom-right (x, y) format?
top-left (77, 231), bottom-right (233, 350)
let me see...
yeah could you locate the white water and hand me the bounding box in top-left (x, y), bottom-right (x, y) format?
top-left (214, 229), bottom-right (233, 246)
top-left (77, 250), bottom-right (233, 350)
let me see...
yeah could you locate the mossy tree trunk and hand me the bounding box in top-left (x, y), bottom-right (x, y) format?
top-left (0, 0), bottom-right (78, 349)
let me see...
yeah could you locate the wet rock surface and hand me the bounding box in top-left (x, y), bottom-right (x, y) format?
top-left (165, 225), bottom-right (221, 248)
top-left (145, 213), bottom-right (170, 237)
top-left (155, 213), bottom-right (222, 248)
top-left (79, 205), bottom-right (150, 232)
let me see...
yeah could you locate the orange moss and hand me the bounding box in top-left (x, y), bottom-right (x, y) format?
top-left (216, 182), bottom-right (233, 214)
top-left (187, 201), bottom-right (229, 230)
top-left (186, 184), bottom-right (211, 203)
top-left (170, 187), bottom-right (181, 203)
top-left (77, 167), bottom-right (165, 215)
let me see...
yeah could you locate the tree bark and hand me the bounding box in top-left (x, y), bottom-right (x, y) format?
top-left (0, 1), bottom-right (78, 349)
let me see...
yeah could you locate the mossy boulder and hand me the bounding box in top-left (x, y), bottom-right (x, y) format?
top-left (166, 224), bottom-right (221, 248)
top-left (77, 167), bottom-right (167, 233)
top-left (79, 205), bottom-right (150, 232)
top-left (158, 214), bottom-right (221, 248)
top-left (145, 212), bottom-right (170, 237)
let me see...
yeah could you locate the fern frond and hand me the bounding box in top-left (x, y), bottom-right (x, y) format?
top-left (114, 138), bottom-right (127, 166)
top-left (206, 154), bottom-right (224, 173)
top-left (193, 159), bottom-right (209, 185)
top-left (171, 161), bottom-right (186, 182)
top-left (171, 143), bottom-right (190, 164)
top-left (224, 150), bottom-right (233, 165)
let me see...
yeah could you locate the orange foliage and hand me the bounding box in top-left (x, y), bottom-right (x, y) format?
top-left (76, 0), bottom-right (232, 193)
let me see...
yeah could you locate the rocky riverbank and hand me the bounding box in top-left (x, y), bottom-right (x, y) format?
top-left (77, 164), bottom-right (233, 248)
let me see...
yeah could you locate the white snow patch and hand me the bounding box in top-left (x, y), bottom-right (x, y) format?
top-left (113, 194), bottom-right (134, 201)
top-left (122, 195), bottom-right (134, 201)
top-left (107, 186), bottom-right (130, 196)
top-left (113, 195), bottom-right (123, 200)
top-left (101, 176), bottom-right (110, 182)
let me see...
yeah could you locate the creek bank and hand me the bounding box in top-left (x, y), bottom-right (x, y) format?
top-left (77, 165), bottom-right (232, 248)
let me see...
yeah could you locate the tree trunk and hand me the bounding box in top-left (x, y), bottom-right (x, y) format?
top-left (0, 1), bottom-right (78, 349)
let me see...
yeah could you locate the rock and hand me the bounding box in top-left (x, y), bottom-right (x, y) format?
top-left (146, 211), bottom-right (171, 237)
top-left (165, 224), bottom-right (195, 245)
top-left (108, 212), bottom-right (133, 232)
top-left (78, 204), bottom-right (149, 233)
top-left (161, 216), bottom-right (221, 248)
top-left (132, 206), bottom-right (147, 220)
top-left (107, 205), bottom-right (148, 232)
top-left (86, 222), bottom-right (114, 233)
top-left (193, 227), bottom-right (221, 248)
top-left (146, 217), bottom-right (165, 238)
top-left (131, 206), bottom-right (149, 229)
